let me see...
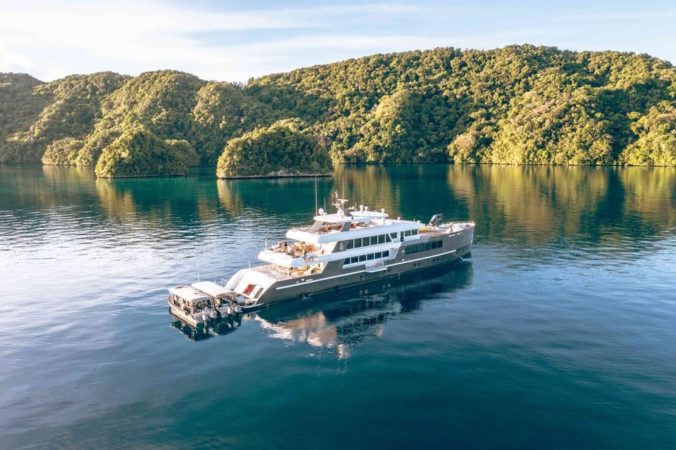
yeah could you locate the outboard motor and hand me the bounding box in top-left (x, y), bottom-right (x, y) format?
top-left (428, 213), bottom-right (443, 227)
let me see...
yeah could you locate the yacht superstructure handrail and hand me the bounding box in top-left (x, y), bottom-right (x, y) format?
top-left (287, 219), bottom-right (421, 244)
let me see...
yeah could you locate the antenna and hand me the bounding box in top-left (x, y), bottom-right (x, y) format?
top-left (342, 176), bottom-right (346, 204)
top-left (314, 175), bottom-right (318, 215)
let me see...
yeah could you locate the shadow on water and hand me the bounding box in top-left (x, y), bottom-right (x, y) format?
top-left (169, 259), bottom-right (474, 357)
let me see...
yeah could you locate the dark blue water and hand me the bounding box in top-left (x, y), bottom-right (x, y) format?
top-left (0, 165), bottom-right (675, 449)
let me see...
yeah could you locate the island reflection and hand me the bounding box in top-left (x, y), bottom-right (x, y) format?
top-left (2, 165), bottom-right (671, 247)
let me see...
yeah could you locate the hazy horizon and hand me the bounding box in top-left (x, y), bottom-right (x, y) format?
top-left (1, 0), bottom-right (674, 82)
top-left (5, 42), bottom-right (674, 84)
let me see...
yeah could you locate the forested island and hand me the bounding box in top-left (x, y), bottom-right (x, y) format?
top-left (0, 45), bottom-right (673, 177)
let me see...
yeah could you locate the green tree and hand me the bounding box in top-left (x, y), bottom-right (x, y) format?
top-left (1, 45), bottom-right (674, 172)
top-left (95, 126), bottom-right (193, 178)
top-left (216, 119), bottom-right (332, 178)
top-left (42, 137), bottom-right (84, 165)
top-left (620, 102), bottom-right (675, 166)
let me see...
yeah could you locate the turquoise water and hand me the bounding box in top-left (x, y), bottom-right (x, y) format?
top-left (0, 165), bottom-right (675, 449)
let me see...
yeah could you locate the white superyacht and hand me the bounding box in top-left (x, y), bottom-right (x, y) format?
top-left (169, 194), bottom-right (474, 325)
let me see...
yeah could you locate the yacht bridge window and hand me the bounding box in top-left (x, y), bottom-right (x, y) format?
top-left (343, 233), bottom-right (392, 251)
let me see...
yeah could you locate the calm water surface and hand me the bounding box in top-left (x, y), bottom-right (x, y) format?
top-left (0, 165), bottom-right (675, 449)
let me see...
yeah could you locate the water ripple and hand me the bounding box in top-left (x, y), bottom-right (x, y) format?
top-left (1, 165), bottom-right (675, 448)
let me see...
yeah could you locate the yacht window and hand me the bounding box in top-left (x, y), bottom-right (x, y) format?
top-left (386, 234), bottom-right (392, 243)
top-left (404, 230), bottom-right (411, 237)
top-left (344, 258), bottom-right (350, 265)
top-left (405, 240), bottom-right (443, 254)
top-left (359, 255), bottom-right (366, 262)
top-left (367, 253), bottom-right (374, 260)
top-left (351, 256), bottom-right (358, 263)
top-left (390, 232), bottom-right (397, 239)
top-left (383, 250), bottom-right (389, 257)
top-left (412, 229), bottom-right (418, 235)
top-left (378, 235), bottom-right (385, 244)
top-left (355, 239), bottom-right (362, 248)
top-left (347, 240), bottom-right (353, 249)
top-left (370, 236), bottom-right (377, 246)
top-left (375, 252), bottom-right (382, 258)
top-left (362, 237), bottom-right (369, 247)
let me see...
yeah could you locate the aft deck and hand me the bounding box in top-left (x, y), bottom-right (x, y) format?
top-left (253, 263), bottom-right (316, 281)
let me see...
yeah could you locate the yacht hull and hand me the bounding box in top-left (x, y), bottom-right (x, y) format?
top-left (168, 305), bottom-right (202, 328)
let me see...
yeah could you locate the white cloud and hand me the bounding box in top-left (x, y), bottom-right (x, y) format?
top-left (0, 0), bottom-right (432, 80)
top-left (0, 0), bottom-right (306, 80)
top-left (0, 47), bottom-right (35, 72)
top-left (0, 0), bottom-right (672, 82)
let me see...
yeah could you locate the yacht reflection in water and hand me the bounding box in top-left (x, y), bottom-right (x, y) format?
top-left (171, 313), bottom-right (243, 340)
top-left (170, 260), bottom-right (473, 352)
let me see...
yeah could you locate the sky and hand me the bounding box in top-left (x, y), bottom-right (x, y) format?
top-left (0, 0), bottom-right (674, 82)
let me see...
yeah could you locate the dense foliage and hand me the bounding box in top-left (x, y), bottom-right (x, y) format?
top-left (250, 46), bottom-right (674, 166)
top-left (77, 71), bottom-right (204, 166)
top-left (3, 73), bottom-right (128, 163)
top-left (42, 137), bottom-right (84, 165)
top-left (95, 126), bottom-right (197, 178)
top-left (191, 82), bottom-right (276, 163)
top-left (216, 119), bottom-right (332, 178)
top-left (0, 74), bottom-right (45, 162)
top-left (619, 101), bottom-right (675, 166)
top-left (488, 69), bottom-right (614, 165)
top-left (0, 45), bottom-right (673, 176)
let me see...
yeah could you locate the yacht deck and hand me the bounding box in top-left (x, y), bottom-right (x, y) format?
top-left (254, 264), bottom-right (299, 281)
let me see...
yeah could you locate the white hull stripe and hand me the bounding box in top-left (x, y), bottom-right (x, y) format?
top-left (276, 249), bottom-right (457, 290)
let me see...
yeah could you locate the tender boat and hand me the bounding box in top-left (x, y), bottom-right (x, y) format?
top-left (168, 194), bottom-right (474, 324)
top-left (168, 281), bottom-right (242, 328)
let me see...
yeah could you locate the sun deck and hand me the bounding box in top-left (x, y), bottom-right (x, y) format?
top-left (287, 217), bottom-right (423, 244)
